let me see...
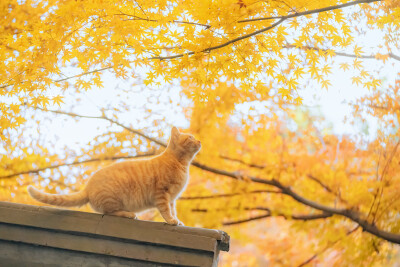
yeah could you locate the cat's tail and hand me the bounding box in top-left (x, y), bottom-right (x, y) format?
top-left (27, 185), bottom-right (89, 207)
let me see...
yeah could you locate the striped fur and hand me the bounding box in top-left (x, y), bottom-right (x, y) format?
top-left (27, 127), bottom-right (201, 225)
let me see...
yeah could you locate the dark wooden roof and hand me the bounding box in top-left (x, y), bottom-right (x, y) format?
top-left (0, 201), bottom-right (229, 267)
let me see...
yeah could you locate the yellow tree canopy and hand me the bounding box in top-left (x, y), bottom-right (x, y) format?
top-left (2, 0), bottom-right (400, 265)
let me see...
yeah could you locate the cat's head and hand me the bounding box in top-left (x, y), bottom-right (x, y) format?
top-left (170, 126), bottom-right (201, 155)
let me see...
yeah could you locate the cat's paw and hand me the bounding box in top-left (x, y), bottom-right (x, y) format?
top-left (167, 218), bottom-right (179, 225)
top-left (125, 212), bottom-right (137, 219)
top-left (177, 220), bottom-right (184, 226)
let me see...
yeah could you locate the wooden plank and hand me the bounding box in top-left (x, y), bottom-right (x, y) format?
top-left (0, 240), bottom-right (175, 267)
top-left (0, 201), bottom-right (229, 252)
top-left (0, 223), bottom-right (214, 267)
top-left (0, 240), bottom-right (164, 267)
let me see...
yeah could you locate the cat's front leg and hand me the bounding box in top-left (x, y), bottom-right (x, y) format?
top-left (170, 201), bottom-right (184, 226)
top-left (155, 192), bottom-right (178, 225)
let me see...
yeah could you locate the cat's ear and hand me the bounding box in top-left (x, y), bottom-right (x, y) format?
top-left (171, 126), bottom-right (180, 142)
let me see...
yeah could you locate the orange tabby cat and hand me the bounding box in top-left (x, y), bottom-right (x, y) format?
top-left (27, 127), bottom-right (201, 225)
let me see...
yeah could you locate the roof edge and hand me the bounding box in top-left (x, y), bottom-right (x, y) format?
top-left (0, 201), bottom-right (230, 252)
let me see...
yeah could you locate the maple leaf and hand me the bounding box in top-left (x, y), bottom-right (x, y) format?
top-left (353, 45), bottom-right (364, 57)
top-left (340, 63), bottom-right (350, 71)
top-left (352, 76), bottom-right (362, 86)
top-left (321, 65), bottom-right (332, 75)
top-left (52, 96), bottom-right (65, 107)
top-left (293, 67), bottom-right (305, 79)
top-left (353, 58), bottom-right (362, 70)
top-left (320, 79), bottom-right (331, 89)
top-left (31, 97), bottom-right (41, 108)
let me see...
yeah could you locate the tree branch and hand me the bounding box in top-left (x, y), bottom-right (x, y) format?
top-left (0, 153), bottom-right (155, 179)
top-left (307, 174), bottom-right (341, 196)
top-left (223, 211), bottom-right (332, 226)
top-left (284, 44), bottom-right (400, 62)
top-left (32, 106), bottom-right (167, 147)
top-left (191, 166), bottom-right (400, 244)
top-left (191, 206), bottom-right (271, 213)
top-left (223, 213), bottom-right (273, 225)
top-left (116, 12), bottom-right (211, 29)
top-left (0, 66), bottom-right (115, 89)
top-left (180, 190), bottom-right (281, 200)
top-left (54, 66), bottom-right (114, 83)
top-left (273, 179), bottom-right (400, 245)
top-left (220, 155), bottom-right (266, 169)
top-left (238, 0), bottom-right (382, 23)
top-left (307, 174), bottom-right (351, 207)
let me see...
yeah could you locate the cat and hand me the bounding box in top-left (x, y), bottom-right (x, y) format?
top-left (27, 126), bottom-right (201, 225)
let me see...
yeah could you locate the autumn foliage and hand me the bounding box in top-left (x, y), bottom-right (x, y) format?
top-left (2, 0), bottom-right (400, 265)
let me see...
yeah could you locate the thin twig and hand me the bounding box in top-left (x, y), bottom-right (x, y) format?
top-left (220, 155), bottom-right (266, 169)
top-left (307, 174), bottom-right (334, 193)
top-left (223, 211), bottom-right (332, 226)
top-left (296, 226), bottom-right (359, 267)
top-left (180, 190), bottom-right (281, 200)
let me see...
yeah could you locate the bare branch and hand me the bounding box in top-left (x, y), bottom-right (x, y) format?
top-left (32, 106), bottom-right (167, 147)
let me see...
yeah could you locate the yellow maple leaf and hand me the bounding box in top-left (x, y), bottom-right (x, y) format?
top-left (340, 63), bottom-right (350, 71)
top-left (52, 96), bottom-right (65, 107)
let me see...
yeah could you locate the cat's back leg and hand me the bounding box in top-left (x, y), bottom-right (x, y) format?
top-left (86, 170), bottom-right (126, 214)
top-left (87, 185), bottom-right (125, 215)
top-left (107, 210), bottom-right (137, 219)
top-left (89, 194), bottom-right (121, 213)
top-left (89, 193), bottom-right (136, 219)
